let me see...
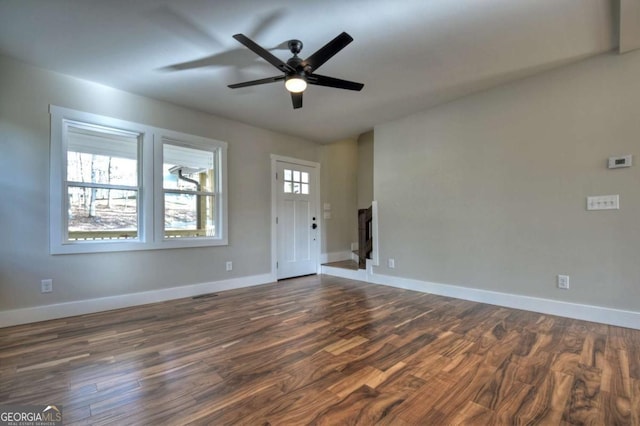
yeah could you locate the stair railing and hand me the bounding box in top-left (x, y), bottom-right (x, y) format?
top-left (358, 206), bottom-right (373, 269)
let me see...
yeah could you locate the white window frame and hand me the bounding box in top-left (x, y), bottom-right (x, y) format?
top-left (50, 105), bottom-right (228, 254)
top-left (155, 130), bottom-right (228, 248)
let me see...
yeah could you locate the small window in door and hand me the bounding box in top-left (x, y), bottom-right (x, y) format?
top-left (283, 168), bottom-right (309, 194)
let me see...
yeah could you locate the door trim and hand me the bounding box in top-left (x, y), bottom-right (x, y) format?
top-left (270, 154), bottom-right (321, 281)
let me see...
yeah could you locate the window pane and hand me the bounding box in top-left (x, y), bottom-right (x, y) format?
top-left (67, 125), bottom-right (138, 186)
top-left (301, 172), bottom-right (309, 183)
top-left (293, 182), bottom-right (301, 194)
top-left (301, 183), bottom-right (309, 194)
top-left (67, 186), bottom-right (137, 240)
top-left (293, 170), bottom-right (301, 182)
top-left (284, 169), bottom-right (292, 181)
top-left (164, 192), bottom-right (215, 238)
top-left (284, 182), bottom-right (292, 193)
top-left (163, 144), bottom-right (215, 192)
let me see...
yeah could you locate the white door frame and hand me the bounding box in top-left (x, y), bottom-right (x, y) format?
top-left (270, 154), bottom-right (321, 281)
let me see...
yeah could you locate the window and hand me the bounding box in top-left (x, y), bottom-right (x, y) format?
top-left (66, 122), bottom-right (141, 241)
top-left (50, 106), bottom-right (227, 254)
top-left (283, 168), bottom-right (309, 194)
top-left (162, 141), bottom-right (218, 238)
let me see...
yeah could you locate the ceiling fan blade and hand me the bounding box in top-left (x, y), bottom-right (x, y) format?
top-left (302, 32), bottom-right (353, 72)
top-left (151, 5), bottom-right (222, 51)
top-left (162, 53), bottom-right (227, 71)
top-left (307, 74), bottom-right (364, 91)
top-left (228, 75), bottom-right (284, 89)
top-left (248, 9), bottom-right (286, 40)
top-left (291, 92), bottom-right (303, 109)
top-left (233, 34), bottom-right (294, 74)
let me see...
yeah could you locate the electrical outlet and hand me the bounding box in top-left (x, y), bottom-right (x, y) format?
top-left (41, 279), bottom-right (53, 293)
top-left (388, 258), bottom-right (395, 269)
top-left (557, 275), bottom-right (570, 290)
top-left (226, 261), bottom-right (233, 271)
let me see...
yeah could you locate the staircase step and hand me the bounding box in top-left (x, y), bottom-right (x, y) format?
top-left (322, 260), bottom-right (359, 271)
top-left (321, 263), bottom-right (368, 281)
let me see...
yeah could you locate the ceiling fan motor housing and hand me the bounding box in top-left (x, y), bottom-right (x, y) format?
top-left (287, 57), bottom-right (305, 74)
top-left (287, 41), bottom-right (306, 76)
top-left (288, 39), bottom-right (303, 55)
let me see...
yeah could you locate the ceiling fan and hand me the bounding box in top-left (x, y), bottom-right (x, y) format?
top-left (228, 32), bottom-right (364, 109)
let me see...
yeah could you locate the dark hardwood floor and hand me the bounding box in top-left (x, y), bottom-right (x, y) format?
top-left (1, 275), bottom-right (639, 425)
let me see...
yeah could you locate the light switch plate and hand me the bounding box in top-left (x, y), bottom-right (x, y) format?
top-left (587, 195), bottom-right (619, 211)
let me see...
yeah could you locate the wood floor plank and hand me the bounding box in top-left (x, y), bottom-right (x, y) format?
top-left (0, 274), bottom-right (638, 424)
top-left (429, 360), bottom-right (498, 421)
top-left (561, 365), bottom-right (603, 424)
top-left (602, 343), bottom-right (634, 425)
top-left (327, 362), bottom-right (406, 399)
top-left (380, 375), bottom-right (451, 424)
top-left (317, 384), bottom-right (412, 426)
top-left (492, 380), bottom-right (535, 424)
top-left (632, 378), bottom-right (640, 426)
top-left (447, 400), bottom-right (495, 425)
top-left (580, 332), bottom-right (607, 371)
top-left (474, 355), bottom-right (522, 410)
top-left (513, 350), bottom-right (555, 385)
top-left (511, 369), bottom-right (574, 425)
top-left (323, 335), bottom-right (369, 355)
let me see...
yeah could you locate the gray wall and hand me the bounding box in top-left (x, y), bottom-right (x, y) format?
top-left (319, 138), bottom-right (358, 255)
top-left (374, 50), bottom-right (640, 312)
top-left (0, 55), bottom-right (321, 310)
top-left (357, 131), bottom-right (374, 210)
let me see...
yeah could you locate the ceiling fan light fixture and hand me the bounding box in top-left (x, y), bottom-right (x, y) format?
top-left (229, 32), bottom-right (363, 109)
top-left (285, 75), bottom-right (307, 93)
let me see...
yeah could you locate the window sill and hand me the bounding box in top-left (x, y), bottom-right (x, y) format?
top-left (51, 237), bottom-right (229, 255)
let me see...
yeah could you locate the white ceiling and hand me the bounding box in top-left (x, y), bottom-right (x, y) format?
top-left (0, 0), bottom-right (617, 143)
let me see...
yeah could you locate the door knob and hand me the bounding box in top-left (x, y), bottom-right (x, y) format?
top-left (312, 223), bottom-right (317, 229)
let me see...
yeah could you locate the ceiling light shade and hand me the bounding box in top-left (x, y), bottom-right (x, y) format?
top-left (285, 76), bottom-right (307, 93)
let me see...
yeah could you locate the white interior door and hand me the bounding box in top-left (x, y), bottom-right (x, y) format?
top-left (276, 161), bottom-right (319, 279)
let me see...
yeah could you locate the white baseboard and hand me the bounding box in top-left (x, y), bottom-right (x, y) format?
top-left (369, 273), bottom-right (640, 330)
top-left (4, 269), bottom-right (637, 331)
top-left (0, 273), bottom-right (273, 328)
top-left (320, 251), bottom-right (352, 264)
